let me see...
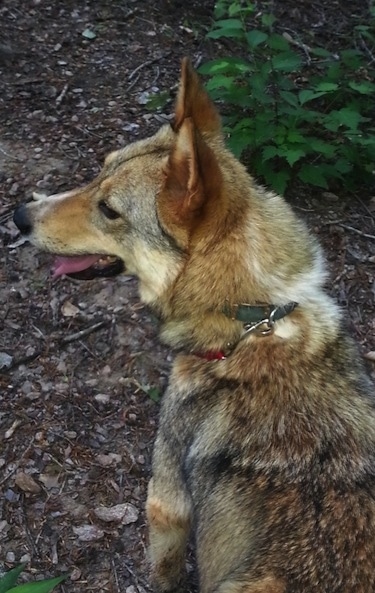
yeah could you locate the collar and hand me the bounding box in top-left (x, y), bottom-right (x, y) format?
top-left (222, 301), bottom-right (298, 326)
top-left (196, 301), bottom-right (298, 361)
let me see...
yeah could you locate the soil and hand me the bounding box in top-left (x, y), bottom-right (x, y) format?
top-left (0, 1), bottom-right (374, 592)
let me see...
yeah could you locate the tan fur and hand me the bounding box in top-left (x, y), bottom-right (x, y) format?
top-left (14, 58), bottom-right (375, 593)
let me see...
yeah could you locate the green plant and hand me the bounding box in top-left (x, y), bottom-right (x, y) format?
top-left (200, 0), bottom-right (375, 193)
top-left (0, 564), bottom-right (67, 593)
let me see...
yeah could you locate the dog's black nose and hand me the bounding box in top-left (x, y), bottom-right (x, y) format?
top-left (13, 204), bottom-right (32, 235)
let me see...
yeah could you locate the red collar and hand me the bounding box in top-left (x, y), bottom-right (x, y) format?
top-left (196, 350), bottom-right (226, 361)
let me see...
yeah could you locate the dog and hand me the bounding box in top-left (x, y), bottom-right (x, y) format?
top-left (14, 58), bottom-right (375, 593)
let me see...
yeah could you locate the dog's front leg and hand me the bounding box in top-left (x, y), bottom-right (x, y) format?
top-left (147, 432), bottom-right (192, 592)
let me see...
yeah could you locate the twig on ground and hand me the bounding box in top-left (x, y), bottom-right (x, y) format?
top-left (123, 560), bottom-right (149, 588)
top-left (3, 321), bottom-right (110, 372)
top-left (111, 557), bottom-right (121, 593)
top-left (338, 223), bottom-right (375, 241)
top-left (0, 437), bottom-right (35, 485)
top-left (56, 83), bottom-right (69, 107)
top-left (0, 145), bottom-right (23, 162)
top-left (283, 30), bottom-right (312, 65)
top-left (128, 51), bottom-right (172, 81)
top-left (60, 320), bottom-right (109, 344)
top-left (324, 221), bottom-right (375, 240)
top-left (358, 36), bottom-right (375, 64)
top-left (20, 492), bottom-right (41, 558)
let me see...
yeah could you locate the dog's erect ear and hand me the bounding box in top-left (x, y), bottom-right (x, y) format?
top-left (158, 117), bottom-right (222, 245)
top-left (173, 58), bottom-right (222, 138)
top-left (161, 118), bottom-right (203, 222)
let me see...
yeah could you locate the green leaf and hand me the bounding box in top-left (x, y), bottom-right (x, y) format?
top-left (0, 564), bottom-right (27, 593)
top-left (205, 74), bottom-right (235, 91)
top-left (248, 72), bottom-right (267, 95)
top-left (286, 130), bottom-right (307, 144)
top-left (314, 82), bottom-right (339, 92)
top-left (227, 129), bottom-right (252, 157)
top-left (199, 57), bottom-right (251, 75)
top-left (298, 164), bottom-right (328, 188)
top-left (265, 170), bottom-right (290, 195)
top-left (335, 158), bottom-right (353, 174)
top-left (7, 576), bottom-right (68, 593)
top-left (348, 81), bottom-right (375, 95)
top-left (229, 2), bottom-right (254, 17)
top-left (310, 47), bottom-right (332, 58)
top-left (147, 387), bottom-right (162, 403)
top-left (279, 91), bottom-right (299, 107)
top-left (267, 33), bottom-right (290, 51)
top-left (207, 27), bottom-right (244, 40)
top-left (211, 18), bottom-right (244, 29)
top-left (246, 30), bottom-right (268, 48)
top-left (261, 14), bottom-right (276, 28)
top-left (335, 107), bottom-right (368, 130)
top-left (271, 51), bottom-right (302, 71)
top-left (207, 18), bottom-right (245, 40)
top-left (305, 138), bottom-right (336, 157)
top-left (262, 146), bottom-right (281, 161)
top-left (298, 89), bottom-right (327, 105)
top-left (284, 148), bottom-right (306, 166)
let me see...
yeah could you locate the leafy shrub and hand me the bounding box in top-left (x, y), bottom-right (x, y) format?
top-left (200, 0), bottom-right (375, 194)
top-left (0, 564), bottom-right (67, 593)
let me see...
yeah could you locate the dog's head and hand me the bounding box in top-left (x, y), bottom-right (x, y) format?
top-left (13, 59), bottom-right (230, 304)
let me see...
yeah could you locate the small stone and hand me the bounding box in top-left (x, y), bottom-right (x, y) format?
top-left (64, 431), bottom-right (77, 439)
top-left (73, 525), bottom-right (104, 542)
top-left (0, 520), bottom-right (9, 534)
top-left (95, 452), bottom-right (122, 466)
top-left (0, 352), bottom-right (13, 370)
top-left (94, 503), bottom-right (139, 524)
top-left (70, 568), bottom-right (82, 581)
top-left (322, 191), bottom-right (339, 202)
top-left (6, 551), bottom-right (15, 563)
top-left (94, 393), bottom-right (110, 404)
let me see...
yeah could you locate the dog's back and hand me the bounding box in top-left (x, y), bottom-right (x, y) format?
top-left (145, 60), bottom-right (375, 593)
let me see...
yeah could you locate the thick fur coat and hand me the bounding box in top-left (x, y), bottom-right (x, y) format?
top-left (13, 59), bottom-right (375, 593)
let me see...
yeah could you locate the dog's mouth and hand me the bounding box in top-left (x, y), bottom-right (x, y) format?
top-left (52, 255), bottom-right (124, 280)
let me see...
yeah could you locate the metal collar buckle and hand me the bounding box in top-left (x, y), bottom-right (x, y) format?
top-left (243, 306), bottom-right (278, 338)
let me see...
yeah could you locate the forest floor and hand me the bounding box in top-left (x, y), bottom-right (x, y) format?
top-left (0, 1), bottom-right (374, 592)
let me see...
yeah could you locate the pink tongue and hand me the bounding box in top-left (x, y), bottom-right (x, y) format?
top-left (52, 255), bottom-right (101, 278)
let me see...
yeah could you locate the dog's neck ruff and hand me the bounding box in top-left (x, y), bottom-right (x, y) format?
top-left (197, 301), bottom-right (298, 361)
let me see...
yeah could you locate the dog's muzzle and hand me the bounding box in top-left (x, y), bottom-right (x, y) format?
top-left (13, 204), bottom-right (32, 235)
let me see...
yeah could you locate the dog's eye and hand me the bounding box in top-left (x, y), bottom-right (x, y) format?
top-left (98, 200), bottom-right (121, 220)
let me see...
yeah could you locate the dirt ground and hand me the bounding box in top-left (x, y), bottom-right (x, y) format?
top-left (0, 1), bottom-right (374, 591)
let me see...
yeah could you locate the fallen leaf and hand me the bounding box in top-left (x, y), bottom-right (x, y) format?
top-left (5, 419), bottom-right (22, 439)
top-left (61, 300), bottom-right (80, 317)
top-left (15, 472), bottom-right (41, 493)
top-left (61, 495), bottom-right (89, 519)
top-left (39, 473), bottom-right (61, 489)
